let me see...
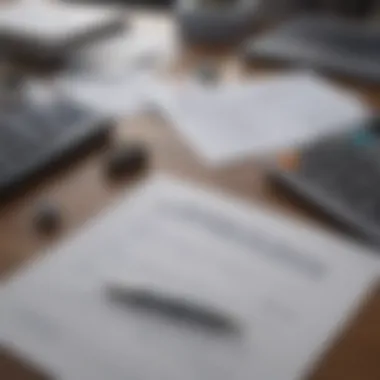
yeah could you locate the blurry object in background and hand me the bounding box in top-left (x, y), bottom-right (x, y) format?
top-left (33, 199), bottom-right (62, 234)
top-left (65, 15), bottom-right (178, 75)
top-left (244, 15), bottom-right (380, 84)
top-left (255, 0), bottom-right (303, 23)
top-left (319, 0), bottom-right (375, 18)
top-left (63, 0), bottom-right (174, 9)
top-left (257, 0), bottom-right (378, 22)
top-left (154, 72), bottom-right (368, 164)
top-left (0, 65), bottom-right (25, 93)
top-left (0, 1), bottom-right (126, 66)
top-left (373, 0), bottom-right (380, 22)
top-left (56, 14), bottom-right (176, 118)
top-left (105, 142), bottom-right (149, 179)
top-left (176, 0), bottom-right (259, 45)
top-left (0, 176), bottom-right (378, 380)
top-left (0, 82), bottom-right (112, 199)
top-left (0, 65), bottom-right (26, 107)
top-left (271, 117), bottom-right (380, 247)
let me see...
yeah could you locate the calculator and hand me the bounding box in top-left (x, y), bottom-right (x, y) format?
top-left (270, 118), bottom-right (380, 246)
top-left (0, 90), bottom-right (112, 198)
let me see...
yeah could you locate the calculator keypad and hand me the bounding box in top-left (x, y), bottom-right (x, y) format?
top-left (0, 97), bottom-right (103, 194)
top-left (288, 129), bottom-right (380, 229)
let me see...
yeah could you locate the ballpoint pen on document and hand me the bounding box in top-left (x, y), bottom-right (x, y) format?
top-left (105, 278), bottom-right (241, 333)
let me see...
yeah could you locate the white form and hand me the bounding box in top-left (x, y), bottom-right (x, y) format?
top-left (0, 176), bottom-right (378, 380)
top-left (55, 14), bottom-right (177, 118)
top-left (155, 72), bottom-right (369, 164)
top-left (0, 2), bottom-right (124, 42)
top-left (65, 13), bottom-right (178, 75)
top-left (55, 71), bottom-right (156, 118)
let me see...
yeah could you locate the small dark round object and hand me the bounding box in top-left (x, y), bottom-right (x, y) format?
top-left (33, 201), bottom-right (61, 234)
top-left (106, 143), bottom-right (149, 179)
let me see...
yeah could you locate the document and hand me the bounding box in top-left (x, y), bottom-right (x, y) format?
top-left (0, 1), bottom-right (123, 41)
top-left (55, 71), bottom-right (156, 118)
top-left (155, 72), bottom-right (369, 164)
top-left (55, 15), bottom-right (177, 118)
top-left (0, 176), bottom-right (378, 380)
top-left (65, 14), bottom-right (178, 76)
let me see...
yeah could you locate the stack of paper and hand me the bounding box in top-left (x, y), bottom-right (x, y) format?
top-left (155, 72), bottom-right (369, 164)
top-left (0, 1), bottom-right (125, 51)
top-left (55, 16), bottom-right (177, 118)
top-left (0, 177), bottom-right (378, 380)
top-left (66, 15), bottom-right (178, 75)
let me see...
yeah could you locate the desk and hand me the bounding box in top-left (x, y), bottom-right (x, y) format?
top-left (1, 10), bottom-right (380, 380)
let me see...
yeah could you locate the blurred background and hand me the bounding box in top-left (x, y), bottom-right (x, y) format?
top-left (0, 1), bottom-right (380, 380)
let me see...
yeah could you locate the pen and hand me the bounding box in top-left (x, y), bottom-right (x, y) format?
top-left (105, 280), bottom-right (239, 333)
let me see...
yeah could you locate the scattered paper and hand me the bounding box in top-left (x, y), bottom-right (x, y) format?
top-left (66, 14), bottom-right (178, 76)
top-left (54, 71), bottom-right (157, 118)
top-left (0, 176), bottom-right (379, 380)
top-left (55, 15), bottom-right (177, 118)
top-left (155, 72), bottom-right (369, 164)
top-left (0, 1), bottom-right (123, 39)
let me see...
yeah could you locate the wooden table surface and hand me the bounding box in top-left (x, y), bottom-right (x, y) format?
top-left (1, 9), bottom-right (380, 380)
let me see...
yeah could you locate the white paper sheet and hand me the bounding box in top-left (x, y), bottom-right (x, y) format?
top-left (155, 72), bottom-right (369, 164)
top-left (0, 176), bottom-right (379, 380)
top-left (0, 2), bottom-right (123, 39)
top-left (66, 15), bottom-right (178, 75)
top-left (54, 71), bottom-right (157, 118)
top-left (54, 14), bottom-right (177, 118)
